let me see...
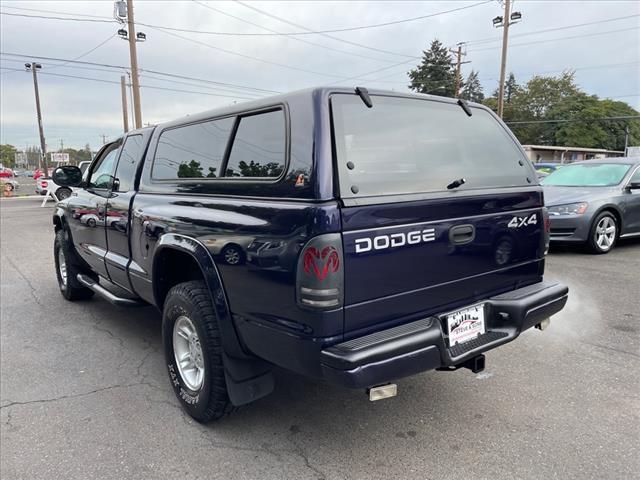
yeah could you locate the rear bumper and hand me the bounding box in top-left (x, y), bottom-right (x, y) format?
top-left (320, 281), bottom-right (568, 388)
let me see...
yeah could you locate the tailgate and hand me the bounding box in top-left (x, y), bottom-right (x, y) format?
top-left (341, 190), bottom-right (545, 334)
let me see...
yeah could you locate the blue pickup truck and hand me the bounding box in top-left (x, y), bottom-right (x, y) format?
top-left (52, 88), bottom-right (568, 422)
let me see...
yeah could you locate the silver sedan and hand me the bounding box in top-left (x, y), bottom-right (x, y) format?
top-left (542, 158), bottom-right (640, 253)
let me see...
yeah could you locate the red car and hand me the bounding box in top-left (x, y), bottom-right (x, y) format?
top-left (34, 169), bottom-right (44, 180)
top-left (0, 167), bottom-right (14, 178)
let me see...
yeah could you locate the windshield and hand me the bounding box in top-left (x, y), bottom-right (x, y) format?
top-left (541, 163), bottom-right (631, 187)
top-left (331, 94), bottom-right (532, 198)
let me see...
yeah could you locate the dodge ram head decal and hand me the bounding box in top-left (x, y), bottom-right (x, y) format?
top-left (303, 246), bottom-right (340, 281)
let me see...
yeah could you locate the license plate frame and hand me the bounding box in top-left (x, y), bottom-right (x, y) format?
top-left (444, 303), bottom-right (486, 347)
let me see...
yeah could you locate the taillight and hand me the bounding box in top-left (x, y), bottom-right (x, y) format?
top-left (296, 233), bottom-right (343, 309)
top-left (542, 207), bottom-right (550, 255)
top-left (41, 181), bottom-right (48, 188)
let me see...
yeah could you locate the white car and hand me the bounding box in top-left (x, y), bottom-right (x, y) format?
top-left (35, 177), bottom-right (72, 200)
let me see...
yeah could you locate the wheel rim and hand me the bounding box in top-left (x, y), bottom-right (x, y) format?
top-left (58, 189), bottom-right (70, 200)
top-left (224, 248), bottom-right (240, 265)
top-left (595, 216), bottom-right (616, 251)
top-left (173, 316), bottom-right (205, 391)
top-left (58, 249), bottom-right (68, 286)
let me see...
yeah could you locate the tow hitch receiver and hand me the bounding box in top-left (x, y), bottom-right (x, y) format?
top-left (367, 384), bottom-right (397, 401)
top-left (437, 354), bottom-right (486, 374)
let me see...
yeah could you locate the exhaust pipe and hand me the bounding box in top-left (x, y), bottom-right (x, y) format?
top-left (367, 384), bottom-right (397, 401)
top-left (536, 317), bottom-right (551, 331)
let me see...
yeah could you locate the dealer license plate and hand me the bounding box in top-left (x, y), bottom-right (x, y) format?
top-left (445, 304), bottom-right (486, 347)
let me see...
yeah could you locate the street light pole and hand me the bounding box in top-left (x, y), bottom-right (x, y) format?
top-left (493, 1), bottom-right (521, 118)
top-left (26, 63), bottom-right (48, 175)
top-left (126, 0), bottom-right (142, 129)
top-left (497, 0), bottom-right (511, 118)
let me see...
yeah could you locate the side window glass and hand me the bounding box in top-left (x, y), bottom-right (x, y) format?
top-left (631, 167), bottom-right (640, 183)
top-left (225, 110), bottom-right (285, 178)
top-left (114, 135), bottom-right (144, 192)
top-left (89, 146), bottom-right (120, 189)
top-left (153, 117), bottom-right (234, 180)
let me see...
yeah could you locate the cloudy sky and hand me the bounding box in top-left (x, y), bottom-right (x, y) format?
top-left (1, 0), bottom-right (638, 150)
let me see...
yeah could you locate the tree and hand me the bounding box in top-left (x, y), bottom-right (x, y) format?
top-left (504, 73), bottom-right (519, 103)
top-left (460, 70), bottom-right (484, 102)
top-left (407, 39), bottom-right (456, 97)
top-left (0, 144), bottom-right (18, 168)
top-left (482, 71), bottom-right (640, 149)
top-left (177, 160), bottom-right (204, 178)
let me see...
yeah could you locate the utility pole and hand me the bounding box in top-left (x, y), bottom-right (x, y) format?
top-left (101, 134), bottom-right (107, 145)
top-left (126, 0), bottom-right (142, 128)
top-left (26, 63), bottom-right (48, 175)
top-left (120, 75), bottom-right (129, 132)
top-left (59, 139), bottom-right (64, 151)
top-left (450, 42), bottom-right (469, 98)
top-left (493, 1), bottom-right (522, 118)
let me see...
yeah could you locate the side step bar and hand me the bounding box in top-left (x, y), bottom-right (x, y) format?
top-left (76, 274), bottom-right (145, 307)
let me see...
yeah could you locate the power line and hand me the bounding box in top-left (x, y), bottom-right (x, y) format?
top-left (1, 1), bottom-right (493, 36)
top-left (0, 66), bottom-right (257, 100)
top-left (146, 25), bottom-right (346, 79)
top-left (0, 12), bottom-right (113, 23)
top-left (0, 5), bottom-right (113, 19)
top-left (467, 26), bottom-right (639, 53)
top-left (48, 33), bottom-right (117, 71)
top-left (234, 0), bottom-right (417, 59)
top-left (139, 72), bottom-right (263, 97)
top-left (190, 0), bottom-right (397, 63)
top-left (506, 116), bottom-right (640, 125)
top-left (465, 13), bottom-right (640, 45)
top-left (0, 51), bottom-right (280, 94)
top-left (361, 60), bottom-right (640, 85)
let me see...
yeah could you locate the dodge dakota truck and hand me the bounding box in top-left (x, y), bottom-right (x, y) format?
top-left (52, 87), bottom-right (568, 422)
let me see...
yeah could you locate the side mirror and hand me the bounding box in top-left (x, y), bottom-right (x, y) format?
top-left (52, 166), bottom-right (83, 187)
top-left (627, 181), bottom-right (640, 190)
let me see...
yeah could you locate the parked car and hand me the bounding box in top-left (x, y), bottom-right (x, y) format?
top-left (0, 167), bottom-right (14, 178)
top-left (534, 162), bottom-right (564, 175)
top-left (35, 177), bottom-right (73, 200)
top-left (542, 158), bottom-right (640, 253)
top-left (51, 87), bottom-right (568, 423)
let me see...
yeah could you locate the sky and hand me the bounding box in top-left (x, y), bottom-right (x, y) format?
top-left (0, 0), bottom-right (639, 150)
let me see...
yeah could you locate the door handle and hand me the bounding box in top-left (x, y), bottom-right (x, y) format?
top-left (449, 224), bottom-right (475, 245)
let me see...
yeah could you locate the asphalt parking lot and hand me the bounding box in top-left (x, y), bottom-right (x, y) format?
top-left (1, 197), bottom-right (638, 480)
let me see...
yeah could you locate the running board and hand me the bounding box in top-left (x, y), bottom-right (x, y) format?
top-left (76, 274), bottom-right (145, 307)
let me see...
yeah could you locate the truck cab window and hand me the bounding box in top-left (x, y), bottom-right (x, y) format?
top-left (225, 109), bottom-right (285, 178)
top-left (89, 144), bottom-right (120, 190)
top-left (114, 135), bottom-right (144, 192)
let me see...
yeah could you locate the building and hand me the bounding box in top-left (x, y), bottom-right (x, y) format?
top-left (522, 145), bottom-right (625, 164)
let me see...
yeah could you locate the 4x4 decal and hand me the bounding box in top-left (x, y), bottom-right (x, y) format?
top-left (508, 213), bottom-right (537, 228)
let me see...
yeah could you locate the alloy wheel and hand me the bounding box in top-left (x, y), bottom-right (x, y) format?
top-left (595, 216), bottom-right (616, 252)
top-left (57, 249), bottom-right (68, 286)
top-left (172, 315), bottom-right (205, 391)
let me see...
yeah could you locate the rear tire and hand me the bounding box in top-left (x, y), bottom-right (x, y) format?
top-left (587, 211), bottom-right (618, 254)
top-left (162, 280), bottom-right (235, 422)
top-left (54, 229), bottom-right (95, 300)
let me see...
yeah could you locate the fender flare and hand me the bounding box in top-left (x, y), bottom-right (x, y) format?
top-left (153, 233), bottom-right (273, 406)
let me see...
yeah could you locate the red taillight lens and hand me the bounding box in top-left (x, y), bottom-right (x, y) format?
top-left (41, 181), bottom-right (48, 188)
top-left (296, 234), bottom-right (343, 309)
